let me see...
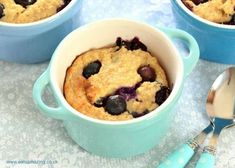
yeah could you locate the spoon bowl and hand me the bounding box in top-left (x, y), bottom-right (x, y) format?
top-left (196, 67), bottom-right (235, 168)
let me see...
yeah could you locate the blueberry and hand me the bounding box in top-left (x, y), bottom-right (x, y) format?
top-left (130, 37), bottom-right (147, 51)
top-left (116, 86), bottom-right (136, 100)
top-left (155, 86), bottom-right (171, 105)
top-left (132, 110), bottom-right (149, 118)
top-left (137, 65), bottom-right (156, 82)
top-left (105, 95), bottom-right (126, 115)
top-left (82, 60), bottom-right (102, 79)
top-left (115, 37), bottom-right (147, 51)
top-left (116, 37), bottom-right (122, 47)
top-left (14, 0), bottom-right (37, 7)
top-left (0, 3), bottom-right (4, 19)
top-left (192, 0), bottom-right (208, 5)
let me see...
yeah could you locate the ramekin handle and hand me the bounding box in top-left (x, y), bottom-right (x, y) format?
top-left (195, 151), bottom-right (215, 168)
top-left (160, 27), bottom-right (200, 78)
top-left (33, 70), bottom-right (67, 120)
top-left (157, 143), bottom-right (196, 168)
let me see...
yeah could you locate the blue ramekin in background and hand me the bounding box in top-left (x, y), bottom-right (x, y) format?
top-left (0, 0), bottom-right (83, 64)
top-left (171, 0), bottom-right (235, 64)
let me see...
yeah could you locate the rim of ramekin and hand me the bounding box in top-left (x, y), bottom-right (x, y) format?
top-left (49, 18), bottom-right (184, 126)
top-left (0, 0), bottom-right (77, 27)
top-left (175, 0), bottom-right (235, 30)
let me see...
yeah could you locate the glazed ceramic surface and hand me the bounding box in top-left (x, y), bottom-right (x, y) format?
top-left (33, 19), bottom-right (199, 158)
top-left (171, 0), bottom-right (235, 64)
top-left (0, 0), bottom-right (83, 64)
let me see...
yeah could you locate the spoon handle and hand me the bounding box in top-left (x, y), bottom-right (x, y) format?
top-left (196, 132), bottom-right (217, 168)
top-left (195, 146), bottom-right (215, 168)
top-left (157, 140), bottom-right (198, 168)
top-left (195, 118), bottom-right (234, 168)
top-left (157, 124), bottom-right (213, 168)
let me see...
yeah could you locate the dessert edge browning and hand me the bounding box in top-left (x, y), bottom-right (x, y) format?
top-left (63, 37), bottom-right (171, 121)
top-left (182, 0), bottom-right (235, 24)
top-left (0, 0), bottom-right (72, 23)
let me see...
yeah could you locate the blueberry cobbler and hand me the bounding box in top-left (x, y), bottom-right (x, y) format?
top-left (0, 0), bottom-right (71, 23)
top-left (182, 0), bottom-right (235, 24)
top-left (63, 37), bottom-right (171, 121)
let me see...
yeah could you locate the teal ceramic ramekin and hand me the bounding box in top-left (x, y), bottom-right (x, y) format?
top-left (171, 0), bottom-right (235, 64)
top-left (33, 19), bottom-right (199, 158)
top-left (0, 0), bottom-right (83, 64)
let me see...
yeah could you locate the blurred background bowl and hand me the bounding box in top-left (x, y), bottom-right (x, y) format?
top-left (171, 0), bottom-right (235, 64)
top-left (0, 0), bottom-right (83, 64)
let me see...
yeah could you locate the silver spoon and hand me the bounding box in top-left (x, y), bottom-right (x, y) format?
top-left (157, 67), bottom-right (235, 168)
top-left (195, 67), bottom-right (235, 168)
top-left (157, 125), bottom-right (213, 168)
top-left (157, 92), bottom-right (214, 168)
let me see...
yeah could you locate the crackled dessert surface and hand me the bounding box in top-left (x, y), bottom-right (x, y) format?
top-left (0, 0), bottom-right (70, 23)
top-left (64, 38), bottom-right (171, 121)
top-left (182, 0), bottom-right (235, 24)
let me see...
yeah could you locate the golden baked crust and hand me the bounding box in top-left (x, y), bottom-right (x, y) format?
top-left (64, 46), bottom-right (169, 121)
top-left (183, 0), bottom-right (235, 23)
top-left (0, 0), bottom-right (64, 23)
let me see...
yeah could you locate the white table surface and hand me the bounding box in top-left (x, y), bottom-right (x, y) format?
top-left (0, 0), bottom-right (235, 167)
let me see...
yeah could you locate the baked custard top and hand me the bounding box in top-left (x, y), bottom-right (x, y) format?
top-left (183, 0), bottom-right (235, 24)
top-left (64, 38), bottom-right (170, 121)
top-left (0, 0), bottom-right (70, 23)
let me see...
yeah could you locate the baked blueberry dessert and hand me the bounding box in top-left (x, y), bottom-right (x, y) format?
top-left (182, 0), bottom-right (235, 25)
top-left (0, 0), bottom-right (71, 23)
top-left (63, 37), bottom-right (171, 121)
